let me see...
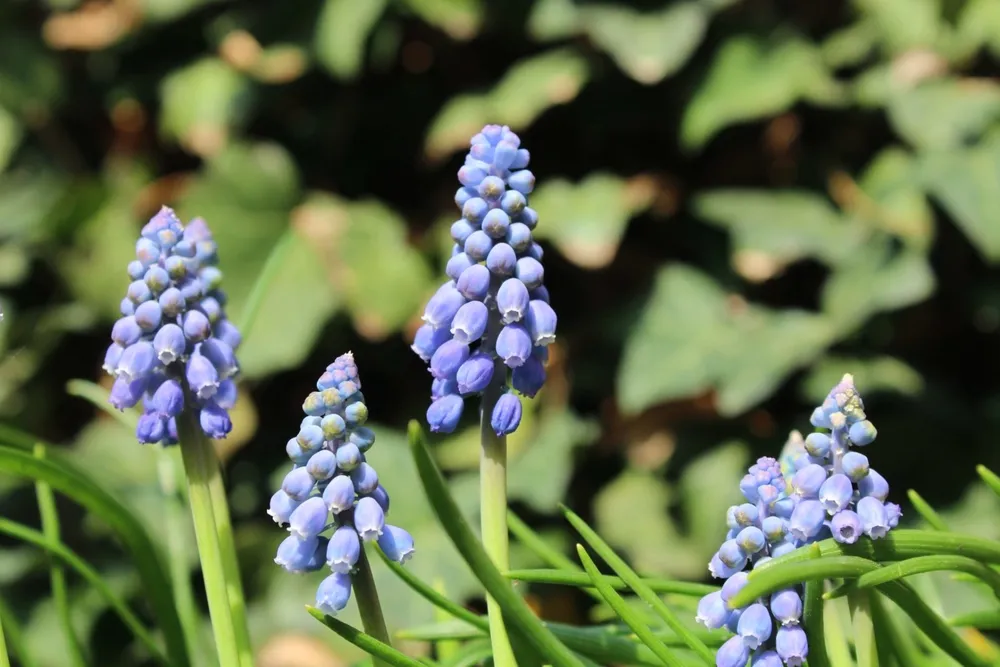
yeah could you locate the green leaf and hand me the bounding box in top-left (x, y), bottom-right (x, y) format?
top-left (307, 608), bottom-right (426, 667)
top-left (0, 30), bottom-right (62, 116)
top-left (618, 265), bottom-right (836, 415)
top-left (159, 58), bottom-right (252, 155)
top-left (869, 591), bottom-right (935, 667)
top-left (852, 146), bottom-right (935, 248)
top-left (907, 490), bottom-right (950, 531)
top-left (918, 138), bottom-right (1000, 263)
top-left (950, 610), bottom-right (1000, 629)
top-left (0, 590), bottom-right (37, 667)
top-left (856, 0), bottom-right (942, 54)
top-left (681, 35), bottom-right (843, 150)
top-left (957, 0), bottom-right (1000, 59)
top-left (504, 569), bottom-right (716, 597)
top-left (401, 0), bottom-right (482, 40)
top-left (852, 555), bottom-right (1000, 598)
top-left (406, 421), bottom-right (584, 667)
top-left (574, 546), bottom-right (686, 667)
top-left (530, 173), bottom-right (655, 269)
top-left (799, 355), bottom-right (924, 404)
top-left (887, 79), bottom-right (1000, 151)
top-left (424, 49), bottom-right (589, 160)
top-left (977, 465), bottom-right (1000, 500)
top-left (0, 106), bottom-right (21, 173)
top-left (314, 0), bottom-right (389, 80)
top-left (803, 579), bottom-right (831, 667)
top-left (0, 445), bottom-right (189, 667)
top-left (439, 639), bottom-right (493, 667)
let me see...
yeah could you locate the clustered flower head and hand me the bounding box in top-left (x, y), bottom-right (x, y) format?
top-left (268, 353), bottom-right (415, 616)
top-left (696, 374), bottom-right (900, 667)
top-left (104, 206), bottom-right (241, 443)
top-left (412, 124), bottom-right (556, 437)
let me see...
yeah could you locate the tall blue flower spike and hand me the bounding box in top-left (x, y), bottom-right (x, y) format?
top-left (269, 353), bottom-right (414, 616)
top-left (414, 124), bottom-right (556, 436)
top-left (696, 374), bottom-right (899, 666)
top-left (105, 207), bottom-right (241, 443)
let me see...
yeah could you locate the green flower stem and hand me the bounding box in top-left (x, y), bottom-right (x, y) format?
top-left (176, 408), bottom-right (242, 667)
top-left (352, 547), bottom-right (393, 667)
top-left (480, 357), bottom-right (516, 667)
top-left (33, 444), bottom-right (86, 667)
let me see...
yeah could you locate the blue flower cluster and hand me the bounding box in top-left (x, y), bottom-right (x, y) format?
top-left (269, 353), bottom-right (415, 616)
top-left (413, 125), bottom-right (556, 436)
top-left (696, 374), bottom-right (900, 667)
top-left (104, 207), bottom-right (241, 443)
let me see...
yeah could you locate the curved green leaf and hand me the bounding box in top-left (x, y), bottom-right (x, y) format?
top-left (0, 591), bottom-right (36, 667)
top-left (950, 610), bottom-right (1000, 629)
top-left (0, 444), bottom-right (189, 667)
top-left (869, 592), bottom-right (934, 667)
top-left (976, 465), bottom-right (1000, 499)
top-left (505, 568), bottom-right (715, 597)
top-left (907, 489), bottom-right (949, 531)
top-left (803, 579), bottom-right (830, 667)
top-left (440, 639), bottom-right (493, 667)
top-left (854, 555), bottom-right (1000, 598)
top-left (406, 421), bottom-right (583, 667)
top-left (307, 607), bottom-right (426, 667)
top-left (731, 555), bottom-right (876, 607)
top-left (575, 546), bottom-right (685, 667)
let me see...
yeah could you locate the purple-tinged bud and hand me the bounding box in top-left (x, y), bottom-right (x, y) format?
top-left (215, 319), bottom-right (241, 349)
top-left (336, 443), bottom-right (362, 471)
top-left (288, 497), bottom-right (328, 539)
top-left (511, 148), bottom-right (530, 169)
top-left (496, 278), bottom-right (530, 324)
top-left (496, 323), bottom-right (531, 368)
top-left (354, 496), bottom-right (385, 541)
top-left (455, 186), bottom-right (477, 208)
top-left (708, 553), bottom-right (739, 579)
top-left (830, 509), bottom-right (862, 544)
top-left (857, 496), bottom-right (890, 539)
top-left (422, 285), bottom-right (466, 329)
top-left (482, 209), bottom-right (511, 239)
top-left (885, 502), bottom-right (901, 528)
top-left (134, 301), bottom-right (163, 332)
top-left (302, 392), bottom-right (325, 417)
top-left (186, 354), bottom-right (219, 399)
top-left (716, 636), bottom-right (749, 667)
top-left (695, 591), bottom-right (728, 629)
top-left (153, 324), bottom-right (186, 364)
top-left (721, 571), bottom-right (749, 606)
top-left (450, 219), bottom-right (477, 246)
top-left (182, 310), bottom-right (212, 343)
top-left (493, 141), bottom-right (517, 170)
top-left (507, 170), bottom-right (535, 195)
top-left (112, 316), bottom-right (142, 347)
top-left (486, 243), bottom-right (517, 277)
top-left (462, 197), bottom-right (489, 223)
top-left (512, 354), bottom-right (545, 397)
top-left (350, 462), bottom-right (379, 495)
top-left (791, 464), bottom-right (827, 498)
top-left (430, 340), bottom-right (469, 380)
top-left (103, 343), bottom-right (125, 376)
top-left (427, 394), bottom-right (463, 433)
top-left (158, 287), bottom-right (186, 318)
top-left (199, 296), bottom-right (222, 323)
top-left (717, 540), bottom-right (747, 569)
top-left (733, 503), bottom-right (759, 527)
top-left (199, 402), bottom-right (232, 439)
top-left (446, 252), bottom-right (475, 281)
top-left (411, 324), bottom-right (452, 362)
top-left (135, 238), bottom-right (161, 267)
top-left (451, 301), bottom-right (488, 344)
top-left (268, 490), bottom-right (302, 525)
top-left (740, 474), bottom-right (760, 503)
top-left (214, 379), bottom-right (237, 410)
top-left (275, 535), bottom-right (321, 573)
top-left (789, 499), bottom-right (826, 541)
top-left (431, 377), bottom-right (458, 400)
top-left (368, 485), bottom-right (390, 513)
top-left (456, 264), bottom-right (490, 301)
top-left (322, 475), bottom-right (356, 514)
top-left (842, 451), bottom-right (869, 482)
top-left (776, 625), bottom-right (808, 666)
top-left (478, 175), bottom-right (505, 201)
top-left (464, 230), bottom-right (493, 262)
top-left (804, 432), bottom-right (831, 458)
top-left (456, 353), bottom-right (494, 395)
top-left (491, 392), bottom-right (522, 436)
top-left (199, 338), bottom-right (238, 379)
top-left (849, 420), bottom-right (877, 446)
top-left (316, 573), bottom-right (352, 615)
top-left (858, 469), bottom-right (889, 501)
top-left (809, 407), bottom-right (832, 429)
top-left (520, 206), bottom-right (538, 229)
top-left (307, 450), bottom-right (337, 481)
top-left (285, 439), bottom-right (309, 465)
top-left (818, 474), bottom-right (853, 514)
top-left (377, 525), bottom-right (414, 564)
top-left (761, 516), bottom-right (787, 543)
top-left (127, 260), bottom-right (146, 280)
top-left (515, 257), bottom-right (544, 290)
top-left (737, 603), bottom-right (772, 650)
top-left (117, 342), bottom-right (156, 383)
top-left (120, 298), bottom-right (135, 316)
top-left (525, 300), bottom-right (556, 346)
top-left (770, 588), bottom-right (803, 625)
top-left (506, 222), bottom-right (532, 253)
top-left (128, 280), bottom-right (152, 304)
top-left (136, 412), bottom-right (166, 444)
top-left (500, 190), bottom-right (526, 216)
top-left (150, 379), bottom-right (184, 418)
top-left (752, 650), bottom-right (784, 667)
top-left (326, 526), bottom-right (361, 573)
top-left (144, 265), bottom-right (170, 294)
top-left (282, 467), bottom-right (315, 502)
top-left (736, 526), bottom-right (766, 554)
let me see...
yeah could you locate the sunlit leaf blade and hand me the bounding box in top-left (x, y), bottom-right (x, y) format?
top-left (307, 607), bottom-right (426, 667)
top-left (803, 579), bottom-right (831, 667)
top-left (562, 505), bottom-right (715, 664)
top-left (869, 591), bottom-right (934, 667)
top-left (0, 590), bottom-right (36, 667)
top-left (853, 555), bottom-right (1000, 598)
top-left (505, 569), bottom-right (715, 597)
top-left (406, 421), bottom-right (583, 667)
top-left (976, 465), bottom-right (1000, 499)
top-left (848, 591), bottom-right (877, 667)
top-left (575, 545), bottom-right (686, 667)
top-left (0, 444), bottom-right (190, 667)
top-left (732, 555), bottom-right (876, 607)
top-left (907, 489), bottom-right (949, 531)
top-left (950, 610), bottom-right (1000, 629)
top-left (507, 511), bottom-right (579, 572)
top-left (439, 638), bottom-right (493, 667)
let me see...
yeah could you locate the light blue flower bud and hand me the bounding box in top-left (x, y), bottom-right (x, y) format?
top-left (716, 635), bottom-right (750, 667)
top-left (725, 608), bottom-right (743, 634)
top-left (803, 432), bottom-right (831, 458)
top-left (136, 412), bottom-right (166, 444)
top-left (186, 354), bottom-right (219, 399)
top-left (885, 502), bottom-right (901, 528)
top-left (350, 462), bottom-right (379, 495)
top-left (143, 266), bottom-right (170, 294)
top-left (321, 413), bottom-right (347, 440)
top-left (458, 165), bottom-right (487, 187)
top-left (790, 464), bottom-right (827, 498)
top-left (788, 499), bottom-right (825, 541)
top-left (422, 285), bottom-right (466, 329)
top-left (525, 300), bottom-right (556, 346)
top-left (112, 316), bottom-right (142, 347)
top-left (446, 252), bottom-right (475, 281)
top-left (456, 264), bottom-right (490, 301)
top-left (737, 526), bottom-right (766, 554)
top-left (515, 257), bottom-right (544, 290)
top-left (512, 354), bottom-right (545, 397)
top-left (455, 186), bottom-right (476, 208)
top-left (486, 242), bottom-right (517, 277)
top-left (856, 496), bottom-right (889, 539)
top-left (134, 301), bottom-right (162, 332)
top-left (507, 170), bottom-right (535, 195)
top-left (809, 406), bottom-right (832, 429)
top-left (215, 379), bottom-right (237, 409)
top-left (354, 496), bottom-right (385, 541)
top-left (858, 469), bottom-right (888, 501)
top-left (708, 553), bottom-right (740, 579)
top-left (505, 223), bottom-right (532, 253)
top-left (519, 206), bottom-right (538, 229)
top-left (323, 475), bottom-right (355, 514)
top-left (451, 301), bottom-right (488, 343)
top-left (120, 297), bottom-right (135, 316)
top-left (721, 571), bottom-right (749, 606)
top-left (491, 392), bottom-right (522, 436)
top-left (849, 419), bottom-right (877, 445)
top-left (427, 394), bottom-right (463, 433)
top-left (349, 427), bottom-right (376, 452)
top-left (117, 341), bottom-right (156, 382)
top-left (482, 209), bottom-right (510, 239)
top-left (150, 379), bottom-right (184, 418)
top-left (199, 338), bottom-right (238, 379)
top-left (103, 343), bottom-right (125, 375)
top-left (326, 526), bottom-right (361, 573)
top-left (776, 625), bottom-right (808, 665)
top-left (303, 391), bottom-right (326, 416)
top-left (182, 309), bottom-right (211, 343)
top-left (377, 525), bottom-right (414, 564)
top-left (496, 278), bottom-right (529, 324)
top-left (752, 650), bottom-right (783, 667)
top-left (307, 450), bottom-right (337, 481)
top-left (275, 535), bottom-right (321, 573)
top-left (818, 474), bottom-right (853, 514)
top-left (770, 538), bottom-right (798, 558)
top-left (152, 324), bottom-right (185, 364)
top-left (450, 219), bottom-right (477, 245)
top-left (492, 140), bottom-right (517, 170)
top-left (199, 402), bottom-right (232, 439)
top-left (770, 588), bottom-right (802, 625)
top-left (456, 353), bottom-right (494, 395)
top-left (830, 509), bottom-right (862, 544)
top-left (738, 603), bottom-right (772, 650)
top-left (369, 485), bottom-right (390, 513)
top-left (316, 573), bottom-right (352, 616)
top-left (157, 287), bottom-right (185, 318)
top-left (500, 189), bottom-right (526, 216)
top-left (478, 175), bottom-right (505, 201)
top-left (462, 197), bottom-right (489, 223)
top-left (345, 401), bottom-right (368, 426)
top-left (268, 490), bottom-right (302, 525)
top-left (841, 451), bottom-right (869, 482)
top-left (761, 516), bottom-right (787, 543)
top-left (285, 438), bottom-right (310, 465)
top-left (464, 230), bottom-right (493, 261)
top-left (128, 279), bottom-right (153, 304)
top-left (199, 266), bottom-right (223, 291)
top-left (696, 591), bottom-right (729, 630)
top-left (282, 467), bottom-right (315, 501)
top-left (164, 255), bottom-right (187, 280)
top-left (136, 238), bottom-right (161, 267)
top-left (430, 339), bottom-right (469, 379)
top-left (215, 319), bottom-right (242, 349)
top-left (717, 540), bottom-right (747, 569)
top-left (528, 242), bottom-right (544, 262)
top-left (336, 443), bottom-right (362, 471)
top-left (734, 503), bottom-right (759, 527)
top-left (773, 497), bottom-right (795, 519)
top-left (127, 260), bottom-right (146, 280)
top-left (289, 496), bottom-right (328, 539)
top-left (496, 323), bottom-right (531, 368)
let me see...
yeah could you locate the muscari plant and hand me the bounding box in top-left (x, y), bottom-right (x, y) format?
top-left (5, 128), bottom-right (1000, 667)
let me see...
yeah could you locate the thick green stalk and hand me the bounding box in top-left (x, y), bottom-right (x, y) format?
top-left (176, 408), bottom-right (241, 667)
top-left (480, 352), bottom-right (516, 667)
top-left (33, 444), bottom-right (86, 667)
top-left (353, 547), bottom-right (392, 667)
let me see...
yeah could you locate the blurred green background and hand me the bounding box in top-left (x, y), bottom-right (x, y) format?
top-left (1, 0), bottom-right (1000, 664)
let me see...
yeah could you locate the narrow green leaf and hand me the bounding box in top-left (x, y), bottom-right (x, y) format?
top-left (507, 511), bottom-right (579, 572)
top-left (907, 489), bottom-right (949, 531)
top-left (976, 465), bottom-right (1000, 499)
top-left (439, 639), bottom-right (494, 667)
top-left (575, 545), bottom-right (686, 667)
top-left (406, 421), bottom-right (583, 667)
top-left (732, 555), bottom-right (877, 607)
top-left (307, 607), bottom-right (426, 667)
top-left (822, 593), bottom-right (854, 667)
top-left (236, 227), bottom-right (294, 340)
top-left (0, 444), bottom-right (190, 667)
top-left (0, 518), bottom-right (167, 664)
top-left (949, 610), bottom-right (1000, 629)
top-left (0, 605), bottom-right (8, 667)
top-left (505, 569), bottom-right (716, 597)
top-left (395, 619), bottom-right (483, 641)
top-left (0, 592), bottom-right (36, 667)
top-left (869, 591), bottom-right (933, 667)
top-left (803, 579), bottom-right (831, 667)
top-left (849, 590), bottom-right (879, 667)
top-left (854, 555), bottom-right (1000, 598)
top-left (562, 505), bottom-right (717, 664)
top-left (431, 579), bottom-right (460, 660)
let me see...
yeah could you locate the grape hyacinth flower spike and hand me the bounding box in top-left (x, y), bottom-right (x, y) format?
top-left (270, 353), bottom-right (414, 638)
top-left (412, 124), bottom-right (555, 664)
top-left (104, 206), bottom-right (241, 443)
top-left (696, 374), bottom-right (898, 666)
